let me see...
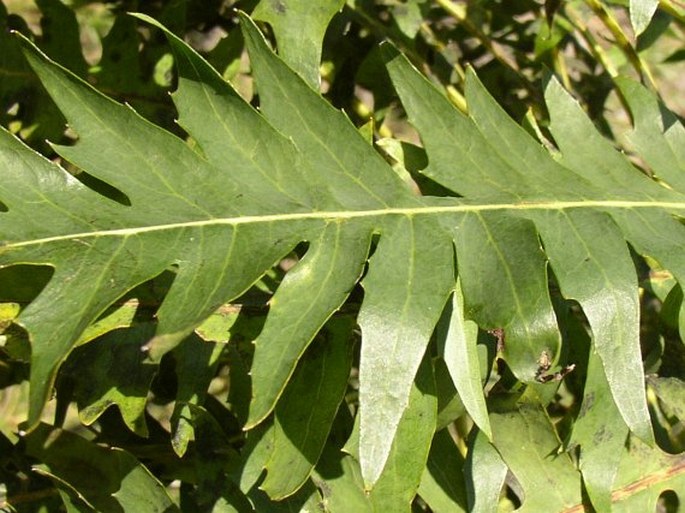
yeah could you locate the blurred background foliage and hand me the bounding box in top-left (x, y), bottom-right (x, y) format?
top-left (1, 0), bottom-right (684, 512)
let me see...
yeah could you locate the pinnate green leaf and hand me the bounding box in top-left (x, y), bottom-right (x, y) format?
top-left (3, 11), bottom-right (685, 502)
top-left (381, 43), bottom-right (682, 447)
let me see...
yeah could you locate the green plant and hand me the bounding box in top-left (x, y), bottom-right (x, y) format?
top-left (1, 1), bottom-right (684, 512)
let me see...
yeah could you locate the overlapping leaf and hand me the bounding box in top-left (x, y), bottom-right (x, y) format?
top-left (466, 392), bottom-right (685, 512)
top-left (1, 12), bottom-right (684, 498)
top-left (382, 44), bottom-right (685, 446)
top-left (25, 424), bottom-right (178, 512)
top-left (253, 0), bottom-right (344, 88)
top-left (630, 0), bottom-right (659, 36)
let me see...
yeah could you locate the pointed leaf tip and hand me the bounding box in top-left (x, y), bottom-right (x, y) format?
top-left (252, 0), bottom-right (344, 88)
top-left (630, 0), bottom-right (659, 36)
top-left (442, 286), bottom-right (492, 440)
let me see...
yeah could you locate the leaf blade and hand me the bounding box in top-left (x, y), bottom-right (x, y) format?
top-left (248, 222), bottom-right (371, 428)
top-left (253, 0), bottom-right (344, 88)
top-left (261, 318), bottom-right (354, 499)
top-left (441, 283), bottom-right (491, 439)
top-left (358, 215), bottom-right (453, 487)
top-left (630, 0), bottom-right (659, 36)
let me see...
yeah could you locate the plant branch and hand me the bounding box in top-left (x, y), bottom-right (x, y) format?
top-left (583, 0), bottom-right (658, 89)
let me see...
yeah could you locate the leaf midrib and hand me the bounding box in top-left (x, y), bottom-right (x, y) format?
top-left (561, 453), bottom-right (685, 513)
top-left (4, 199), bottom-right (684, 249)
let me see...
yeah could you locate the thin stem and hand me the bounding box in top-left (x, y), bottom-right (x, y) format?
top-left (4, 488), bottom-right (60, 507)
top-left (552, 46), bottom-right (573, 91)
top-left (418, 22), bottom-right (468, 113)
top-left (434, 0), bottom-right (538, 97)
top-left (583, 0), bottom-right (658, 89)
top-left (446, 85), bottom-right (468, 113)
top-left (418, 21), bottom-right (466, 83)
top-left (564, 5), bottom-right (633, 118)
top-left (659, 0), bottom-right (685, 25)
top-left (565, 6), bottom-right (620, 78)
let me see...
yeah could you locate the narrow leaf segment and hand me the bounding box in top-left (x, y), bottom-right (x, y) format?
top-left (2, 13), bottom-right (685, 495)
